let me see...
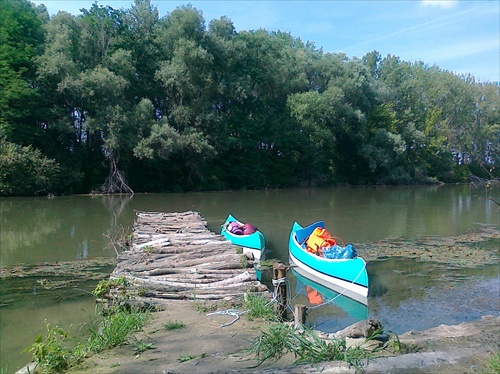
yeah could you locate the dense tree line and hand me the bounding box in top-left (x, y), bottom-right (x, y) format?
top-left (1, 0), bottom-right (498, 196)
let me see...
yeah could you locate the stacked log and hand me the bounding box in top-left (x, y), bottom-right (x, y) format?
top-left (111, 211), bottom-right (268, 301)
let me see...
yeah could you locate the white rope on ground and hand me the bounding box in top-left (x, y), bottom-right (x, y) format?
top-left (206, 308), bottom-right (248, 328)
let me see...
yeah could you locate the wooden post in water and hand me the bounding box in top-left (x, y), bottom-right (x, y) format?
top-left (294, 304), bottom-right (307, 327)
top-left (272, 262), bottom-right (288, 321)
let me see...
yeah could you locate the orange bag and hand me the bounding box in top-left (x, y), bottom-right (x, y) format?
top-left (306, 227), bottom-right (336, 254)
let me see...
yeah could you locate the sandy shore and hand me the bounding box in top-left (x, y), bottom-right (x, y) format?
top-left (56, 300), bottom-right (498, 374)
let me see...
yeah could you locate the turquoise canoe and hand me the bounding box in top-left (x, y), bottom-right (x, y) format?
top-left (288, 220), bottom-right (369, 304)
top-left (221, 214), bottom-right (266, 260)
top-left (291, 268), bottom-right (369, 320)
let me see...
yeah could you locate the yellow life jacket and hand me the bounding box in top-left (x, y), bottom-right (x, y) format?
top-left (306, 227), bottom-right (336, 254)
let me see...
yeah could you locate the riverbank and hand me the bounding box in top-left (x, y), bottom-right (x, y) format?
top-left (16, 219), bottom-right (499, 374)
top-left (59, 303), bottom-right (498, 374)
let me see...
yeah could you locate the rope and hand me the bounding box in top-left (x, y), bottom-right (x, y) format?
top-left (307, 262), bottom-right (367, 310)
top-left (272, 277), bottom-right (287, 287)
top-left (206, 308), bottom-right (248, 328)
top-left (206, 263), bottom-right (366, 328)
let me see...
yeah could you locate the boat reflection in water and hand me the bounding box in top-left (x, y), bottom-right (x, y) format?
top-left (290, 267), bottom-right (369, 330)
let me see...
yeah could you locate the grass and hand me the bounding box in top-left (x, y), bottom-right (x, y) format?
top-left (86, 307), bottom-right (151, 353)
top-left (243, 294), bottom-right (277, 322)
top-left (481, 352), bottom-right (500, 373)
top-left (24, 307), bottom-right (151, 372)
top-left (194, 301), bottom-right (218, 313)
top-left (164, 320), bottom-right (186, 331)
top-left (247, 323), bottom-right (369, 369)
top-left (133, 341), bottom-right (155, 353)
top-left (178, 353), bottom-right (206, 362)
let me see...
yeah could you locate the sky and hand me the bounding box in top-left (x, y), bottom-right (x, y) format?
top-left (31, 0), bottom-right (500, 83)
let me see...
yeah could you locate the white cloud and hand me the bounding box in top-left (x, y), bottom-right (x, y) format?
top-left (421, 0), bottom-right (458, 9)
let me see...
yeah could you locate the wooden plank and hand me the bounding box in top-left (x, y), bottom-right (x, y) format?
top-left (110, 210), bottom-right (269, 301)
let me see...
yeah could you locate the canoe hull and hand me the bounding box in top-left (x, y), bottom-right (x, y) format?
top-left (288, 221), bottom-right (369, 305)
top-left (221, 214), bottom-right (266, 259)
top-left (291, 268), bottom-right (369, 319)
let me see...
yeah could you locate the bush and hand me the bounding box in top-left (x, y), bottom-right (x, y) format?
top-left (24, 322), bottom-right (84, 373)
top-left (0, 138), bottom-right (59, 196)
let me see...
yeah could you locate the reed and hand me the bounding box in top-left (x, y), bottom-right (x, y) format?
top-left (86, 308), bottom-right (150, 353)
top-left (247, 323), bottom-right (368, 369)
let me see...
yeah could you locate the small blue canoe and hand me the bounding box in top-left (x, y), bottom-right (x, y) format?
top-left (221, 214), bottom-right (266, 260)
top-left (288, 220), bottom-right (368, 304)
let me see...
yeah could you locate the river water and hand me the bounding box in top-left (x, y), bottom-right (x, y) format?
top-left (1, 185), bottom-right (499, 372)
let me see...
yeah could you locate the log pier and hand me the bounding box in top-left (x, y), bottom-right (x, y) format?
top-left (111, 211), bottom-right (268, 302)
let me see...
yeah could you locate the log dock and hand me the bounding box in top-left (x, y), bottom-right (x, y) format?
top-left (111, 211), bottom-right (268, 302)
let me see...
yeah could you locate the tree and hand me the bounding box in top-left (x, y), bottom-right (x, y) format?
top-left (0, 132), bottom-right (59, 195)
top-left (0, 0), bottom-right (46, 145)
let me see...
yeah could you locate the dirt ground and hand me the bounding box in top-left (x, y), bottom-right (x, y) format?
top-left (64, 300), bottom-right (499, 374)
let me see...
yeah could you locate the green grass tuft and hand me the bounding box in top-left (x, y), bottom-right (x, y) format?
top-left (164, 320), bottom-right (186, 331)
top-left (247, 323), bottom-right (368, 369)
top-left (243, 294), bottom-right (277, 322)
top-left (86, 308), bottom-right (150, 353)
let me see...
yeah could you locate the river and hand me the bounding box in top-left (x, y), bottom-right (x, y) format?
top-left (1, 184), bottom-right (499, 372)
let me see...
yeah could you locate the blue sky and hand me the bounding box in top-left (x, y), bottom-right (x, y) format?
top-left (32, 0), bottom-right (499, 83)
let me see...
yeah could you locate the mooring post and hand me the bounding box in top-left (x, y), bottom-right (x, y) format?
top-left (272, 262), bottom-right (288, 321)
top-left (294, 304), bottom-right (307, 327)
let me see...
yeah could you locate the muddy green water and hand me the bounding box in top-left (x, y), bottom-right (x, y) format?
top-left (1, 185), bottom-right (499, 372)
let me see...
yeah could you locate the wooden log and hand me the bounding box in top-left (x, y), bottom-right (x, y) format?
top-left (127, 272), bottom-right (256, 289)
top-left (146, 267), bottom-right (248, 277)
top-left (273, 262), bottom-right (289, 321)
top-left (294, 304), bottom-right (307, 327)
top-left (135, 237), bottom-right (171, 249)
top-left (106, 210), bottom-right (270, 303)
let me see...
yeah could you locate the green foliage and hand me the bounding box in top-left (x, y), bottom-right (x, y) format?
top-left (133, 341), bottom-right (154, 353)
top-left (86, 308), bottom-right (150, 353)
top-left (0, 0), bottom-right (45, 145)
top-left (92, 277), bottom-right (129, 298)
top-left (0, 137), bottom-right (59, 196)
top-left (193, 301), bottom-right (218, 313)
top-left (178, 353), bottom-right (207, 362)
top-left (4, 0), bottom-right (500, 194)
top-left (24, 308), bottom-right (150, 372)
top-left (163, 320), bottom-right (186, 331)
top-left (248, 323), bottom-right (367, 369)
top-left (243, 294), bottom-right (277, 322)
top-left (481, 352), bottom-right (500, 374)
top-left (24, 322), bottom-right (84, 373)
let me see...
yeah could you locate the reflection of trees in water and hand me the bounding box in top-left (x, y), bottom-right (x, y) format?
top-left (0, 200), bottom-right (61, 256)
top-left (97, 195), bottom-right (134, 256)
top-left (97, 194), bottom-right (133, 227)
top-left (469, 175), bottom-right (500, 207)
